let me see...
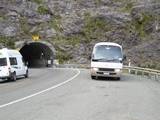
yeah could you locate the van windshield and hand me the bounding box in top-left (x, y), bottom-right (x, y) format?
top-left (92, 45), bottom-right (122, 62)
top-left (0, 58), bottom-right (7, 66)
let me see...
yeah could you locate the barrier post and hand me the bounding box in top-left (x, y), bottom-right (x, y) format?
top-left (128, 59), bottom-right (131, 74)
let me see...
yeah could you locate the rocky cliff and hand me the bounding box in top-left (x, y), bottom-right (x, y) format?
top-left (0, 0), bottom-right (160, 69)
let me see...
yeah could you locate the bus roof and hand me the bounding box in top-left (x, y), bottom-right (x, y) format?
top-left (94, 42), bottom-right (122, 48)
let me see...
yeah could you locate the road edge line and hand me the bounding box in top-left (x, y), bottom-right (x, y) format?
top-left (0, 69), bottom-right (80, 109)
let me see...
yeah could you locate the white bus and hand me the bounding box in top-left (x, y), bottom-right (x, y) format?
top-left (0, 48), bottom-right (28, 81)
top-left (90, 42), bottom-right (125, 80)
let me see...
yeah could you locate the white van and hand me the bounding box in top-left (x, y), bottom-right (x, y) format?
top-left (0, 48), bottom-right (28, 81)
top-left (90, 42), bottom-right (125, 80)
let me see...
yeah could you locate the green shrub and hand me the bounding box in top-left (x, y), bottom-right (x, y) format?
top-left (0, 36), bottom-right (15, 48)
top-left (19, 17), bottom-right (31, 36)
top-left (56, 50), bottom-right (72, 64)
top-left (139, 61), bottom-right (160, 70)
top-left (133, 13), bottom-right (154, 38)
top-left (82, 14), bottom-right (110, 43)
top-left (0, 16), bottom-right (5, 21)
top-left (121, 2), bottom-right (134, 13)
top-left (53, 35), bottom-right (81, 46)
top-left (49, 16), bottom-right (62, 32)
top-left (31, 0), bottom-right (43, 4)
top-left (95, 0), bottom-right (101, 6)
top-left (38, 5), bottom-right (50, 14)
top-left (52, 13), bottom-right (111, 47)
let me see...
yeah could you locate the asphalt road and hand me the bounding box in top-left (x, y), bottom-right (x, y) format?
top-left (0, 68), bottom-right (160, 120)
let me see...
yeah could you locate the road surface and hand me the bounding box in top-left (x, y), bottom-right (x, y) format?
top-left (0, 68), bottom-right (160, 120)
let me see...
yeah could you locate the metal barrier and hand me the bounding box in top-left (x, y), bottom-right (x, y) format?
top-left (56, 64), bottom-right (160, 81)
top-left (123, 66), bottom-right (160, 81)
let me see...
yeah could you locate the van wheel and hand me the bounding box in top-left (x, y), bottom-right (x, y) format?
top-left (10, 72), bottom-right (16, 81)
top-left (25, 70), bottom-right (28, 78)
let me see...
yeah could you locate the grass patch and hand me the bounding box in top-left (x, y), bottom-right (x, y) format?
top-left (49, 16), bottom-right (62, 32)
top-left (56, 48), bottom-right (72, 64)
top-left (37, 5), bottom-right (50, 14)
top-left (139, 61), bottom-right (160, 70)
top-left (133, 13), bottom-right (154, 38)
top-left (130, 70), bottom-right (136, 74)
top-left (53, 35), bottom-right (81, 46)
top-left (52, 35), bottom-right (81, 63)
top-left (0, 36), bottom-right (15, 48)
top-left (82, 13), bottom-right (111, 43)
top-left (0, 17), bottom-right (3, 21)
top-left (19, 17), bottom-right (31, 36)
top-left (122, 69), bottom-right (129, 73)
top-left (137, 71), bottom-right (143, 75)
top-left (31, 0), bottom-right (43, 4)
top-left (121, 1), bottom-right (134, 13)
top-left (144, 72), bottom-right (149, 76)
top-left (95, 0), bottom-right (101, 6)
top-left (52, 13), bottom-right (111, 46)
top-left (0, 16), bottom-right (5, 21)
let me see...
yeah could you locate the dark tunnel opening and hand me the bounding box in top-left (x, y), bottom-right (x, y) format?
top-left (20, 42), bottom-right (54, 68)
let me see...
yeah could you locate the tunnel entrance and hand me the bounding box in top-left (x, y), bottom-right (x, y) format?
top-left (19, 42), bottom-right (55, 68)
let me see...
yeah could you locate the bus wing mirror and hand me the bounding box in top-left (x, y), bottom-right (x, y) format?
top-left (123, 55), bottom-right (126, 60)
top-left (89, 54), bottom-right (94, 60)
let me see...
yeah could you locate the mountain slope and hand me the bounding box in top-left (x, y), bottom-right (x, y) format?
top-left (0, 0), bottom-right (160, 69)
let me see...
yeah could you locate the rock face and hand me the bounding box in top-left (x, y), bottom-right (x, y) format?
top-left (0, 0), bottom-right (159, 69)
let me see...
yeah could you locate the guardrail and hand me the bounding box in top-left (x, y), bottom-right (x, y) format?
top-left (56, 64), bottom-right (160, 81)
top-left (123, 66), bottom-right (160, 81)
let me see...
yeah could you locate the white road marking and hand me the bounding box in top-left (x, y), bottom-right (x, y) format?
top-left (0, 69), bottom-right (80, 109)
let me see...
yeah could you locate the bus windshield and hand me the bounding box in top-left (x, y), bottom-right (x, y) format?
top-left (0, 58), bottom-right (7, 66)
top-left (92, 45), bottom-right (123, 62)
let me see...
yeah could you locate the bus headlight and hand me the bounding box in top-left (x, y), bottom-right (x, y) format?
top-left (91, 67), bottom-right (99, 71)
top-left (115, 69), bottom-right (121, 72)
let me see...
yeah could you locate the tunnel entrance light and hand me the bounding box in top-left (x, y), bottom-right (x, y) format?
top-left (32, 35), bottom-right (40, 41)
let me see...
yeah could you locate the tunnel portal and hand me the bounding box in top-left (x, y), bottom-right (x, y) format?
top-left (19, 42), bottom-right (55, 68)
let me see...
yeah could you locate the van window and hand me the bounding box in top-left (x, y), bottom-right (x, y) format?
top-left (9, 57), bottom-right (17, 65)
top-left (22, 58), bottom-right (26, 65)
top-left (0, 58), bottom-right (7, 66)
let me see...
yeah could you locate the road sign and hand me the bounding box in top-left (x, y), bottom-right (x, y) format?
top-left (32, 35), bottom-right (40, 41)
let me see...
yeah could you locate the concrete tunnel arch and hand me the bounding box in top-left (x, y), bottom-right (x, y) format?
top-left (16, 41), bottom-right (55, 68)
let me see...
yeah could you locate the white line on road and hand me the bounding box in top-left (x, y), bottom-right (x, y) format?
top-left (0, 69), bottom-right (80, 109)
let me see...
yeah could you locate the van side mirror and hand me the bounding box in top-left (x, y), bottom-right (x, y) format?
top-left (25, 62), bottom-right (28, 66)
top-left (88, 55), bottom-right (91, 60)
